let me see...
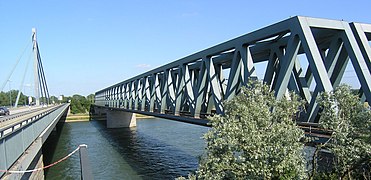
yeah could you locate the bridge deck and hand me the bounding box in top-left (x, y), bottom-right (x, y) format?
top-left (0, 106), bottom-right (59, 129)
top-left (0, 104), bottom-right (69, 178)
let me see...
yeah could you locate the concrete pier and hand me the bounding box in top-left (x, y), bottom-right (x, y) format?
top-left (106, 109), bottom-right (136, 128)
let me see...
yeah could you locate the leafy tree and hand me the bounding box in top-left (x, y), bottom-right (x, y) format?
top-left (0, 90), bottom-right (28, 107)
top-left (87, 94), bottom-right (95, 103)
top-left (70, 95), bottom-right (86, 114)
top-left (40, 96), bottom-right (49, 105)
top-left (0, 90), bottom-right (94, 115)
top-left (191, 81), bottom-right (307, 179)
top-left (62, 96), bottom-right (72, 103)
top-left (69, 94), bottom-right (93, 114)
top-left (50, 96), bottom-right (59, 104)
top-left (312, 85), bottom-right (371, 179)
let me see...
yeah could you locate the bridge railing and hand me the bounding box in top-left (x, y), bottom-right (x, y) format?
top-left (95, 16), bottom-right (370, 123)
top-left (0, 104), bottom-right (69, 177)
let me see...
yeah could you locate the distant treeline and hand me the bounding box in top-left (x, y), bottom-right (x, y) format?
top-left (0, 90), bottom-right (94, 114)
top-left (0, 90), bottom-right (29, 107)
top-left (67, 94), bottom-right (95, 114)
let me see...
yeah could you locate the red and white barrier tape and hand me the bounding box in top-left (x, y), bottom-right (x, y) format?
top-left (0, 144), bottom-right (84, 174)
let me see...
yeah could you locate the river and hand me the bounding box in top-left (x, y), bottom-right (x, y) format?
top-left (42, 118), bottom-right (209, 179)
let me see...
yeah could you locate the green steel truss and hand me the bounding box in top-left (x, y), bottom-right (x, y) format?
top-left (95, 16), bottom-right (371, 123)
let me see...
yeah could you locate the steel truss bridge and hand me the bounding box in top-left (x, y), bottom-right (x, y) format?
top-left (94, 16), bottom-right (371, 125)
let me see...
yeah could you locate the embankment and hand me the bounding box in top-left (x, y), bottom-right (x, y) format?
top-left (66, 113), bottom-right (153, 122)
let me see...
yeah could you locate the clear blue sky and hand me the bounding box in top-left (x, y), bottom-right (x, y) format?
top-left (0, 0), bottom-right (370, 96)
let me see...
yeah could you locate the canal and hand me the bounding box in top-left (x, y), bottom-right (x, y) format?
top-left (42, 118), bottom-right (209, 179)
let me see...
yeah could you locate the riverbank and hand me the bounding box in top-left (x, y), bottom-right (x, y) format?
top-left (65, 113), bottom-right (154, 122)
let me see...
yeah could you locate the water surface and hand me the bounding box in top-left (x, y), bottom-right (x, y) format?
top-left (43, 118), bottom-right (208, 179)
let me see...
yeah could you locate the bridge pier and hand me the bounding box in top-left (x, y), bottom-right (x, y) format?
top-left (106, 109), bottom-right (136, 128)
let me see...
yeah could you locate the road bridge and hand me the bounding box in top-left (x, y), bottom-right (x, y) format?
top-left (94, 16), bottom-right (371, 127)
top-left (1, 106), bottom-right (45, 122)
top-left (0, 104), bottom-right (69, 179)
top-left (0, 27), bottom-right (94, 179)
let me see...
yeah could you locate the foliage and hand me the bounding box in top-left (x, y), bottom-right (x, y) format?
top-left (313, 85), bottom-right (371, 179)
top-left (0, 90), bottom-right (29, 107)
top-left (87, 94), bottom-right (95, 103)
top-left (50, 96), bottom-right (59, 104)
top-left (0, 89), bottom-right (94, 114)
top-left (177, 83), bottom-right (369, 180)
top-left (177, 174), bottom-right (196, 180)
top-left (194, 80), bottom-right (307, 179)
top-left (69, 94), bottom-right (93, 114)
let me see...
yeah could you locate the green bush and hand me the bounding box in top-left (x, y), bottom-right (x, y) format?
top-left (0, 90), bottom-right (28, 106)
top-left (178, 83), bottom-right (370, 180)
top-left (312, 85), bottom-right (371, 179)
top-left (69, 94), bottom-right (93, 114)
top-left (194, 81), bottom-right (307, 179)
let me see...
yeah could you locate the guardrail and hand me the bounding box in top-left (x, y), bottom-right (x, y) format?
top-left (0, 104), bottom-right (69, 178)
top-left (0, 107), bottom-right (45, 123)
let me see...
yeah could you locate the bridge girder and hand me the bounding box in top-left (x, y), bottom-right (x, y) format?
top-left (95, 16), bottom-right (371, 123)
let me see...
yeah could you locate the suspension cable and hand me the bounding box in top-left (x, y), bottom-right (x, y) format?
top-left (1, 40), bottom-right (31, 92)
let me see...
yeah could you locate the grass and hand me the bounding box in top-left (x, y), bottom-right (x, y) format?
top-left (65, 112), bottom-right (153, 122)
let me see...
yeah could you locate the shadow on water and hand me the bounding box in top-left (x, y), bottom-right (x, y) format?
top-left (42, 116), bottom-right (207, 179)
top-left (42, 110), bottom-right (68, 177)
top-left (90, 119), bottom-right (205, 179)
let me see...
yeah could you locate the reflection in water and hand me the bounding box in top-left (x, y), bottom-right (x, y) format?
top-left (43, 118), bottom-right (209, 179)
